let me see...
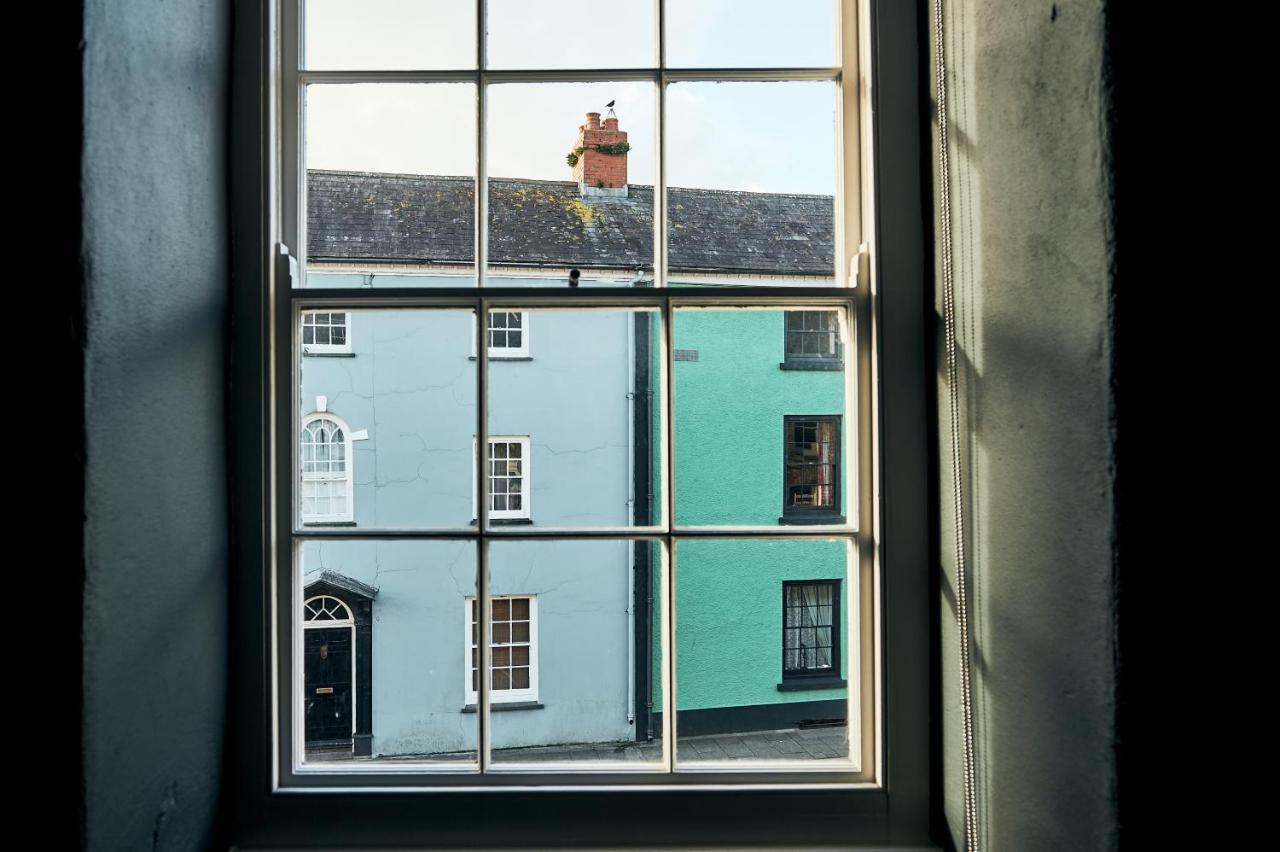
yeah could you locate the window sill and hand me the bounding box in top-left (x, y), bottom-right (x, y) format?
top-left (779, 359), bottom-right (844, 371)
top-left (470, 518), bottom-right (533, 526)
top-left (460, 701), bottom-right (544, 713)
top-left (777, 676), bottom-right (847, 692)
top-left (302, 351), bottom-right (355, 357)
top-left (778, 513), bottom-right (846, 526)
top-left (302, 520), bottom-right (357, 527)
top-left (468, 355), bottom-right (533, 361)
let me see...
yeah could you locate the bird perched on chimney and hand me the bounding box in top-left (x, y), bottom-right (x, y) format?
top-left (605, 99), bottom-right (616, 119)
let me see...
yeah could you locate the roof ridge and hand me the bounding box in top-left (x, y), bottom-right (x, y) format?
top-left (306, 169), bottom-right (832, 199)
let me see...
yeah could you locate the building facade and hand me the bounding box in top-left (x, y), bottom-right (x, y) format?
top-left (299, 112), bottom-right (847, 759)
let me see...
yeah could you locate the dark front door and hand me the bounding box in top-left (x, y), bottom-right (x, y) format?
top-left (304, 627), bottom-right (353, 744)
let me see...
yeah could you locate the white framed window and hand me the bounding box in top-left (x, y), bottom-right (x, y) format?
top-left (487, 310), bottom-right (529, 358)
top-left (471, 310), bottom-right (531, 359)
top-left (300, 412), bottom-right (354, 523)
top-left (301, 310), bottom-right (352, 354)
top-left (274, 0), bottom-right (899, 799)
top-left (472, 435), bottom-right (531, 522)
top-left (465, 595), bottom-right (538, 706)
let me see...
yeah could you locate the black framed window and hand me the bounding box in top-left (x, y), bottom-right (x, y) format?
top-left (782, 580), bottom-right (840, 681)
top-left (781, 310), bottom-right (843, 370)
top-left (782, 415), bottom-right (843, 523)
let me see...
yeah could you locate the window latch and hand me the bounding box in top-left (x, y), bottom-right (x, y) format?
top-left (276, 242), bottom-right (298, 290)
top-left (849, 243), bottom-right (869, 289)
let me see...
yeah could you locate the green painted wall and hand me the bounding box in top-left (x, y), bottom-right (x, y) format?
top-left (673, 310), bottom-right (846, 526)
top-left (651, 310), bottom-right (847, 714)
top-left (675, 539), bottom-right (848, 711)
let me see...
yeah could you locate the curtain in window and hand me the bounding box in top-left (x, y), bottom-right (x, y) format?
top-left (815, 420), bottom-right (834, 507)
top-left (785, 583), bottom-right (833, 671)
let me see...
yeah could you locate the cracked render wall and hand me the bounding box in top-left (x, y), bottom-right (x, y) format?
top-left (298, 300), bottom-right (640, 753)
top-left (81, 0), bottom-right (229, 849)
top-left (929, 0), bottom-right (1118, 848)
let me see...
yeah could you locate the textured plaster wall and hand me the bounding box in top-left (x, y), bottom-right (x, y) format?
top-left (673, 310), bottom-right (846, 525)
top-left (298, 305), bottom-right (635, 528)
top-left (664, 312), bottom-right (847, 712)
top-left (298, 294), bottom-right (639, 752)
top-left (81, 0), bottom-right (229, 849)
top-left (930, 0), bottom-right (1118, 848)
top-left (674, 539), bottom-right (848, 711)
top-left (301, 538), bottom-right (634, 753)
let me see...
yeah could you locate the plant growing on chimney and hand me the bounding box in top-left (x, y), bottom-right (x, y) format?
top-left (565, 141), bottom-right (631, 167)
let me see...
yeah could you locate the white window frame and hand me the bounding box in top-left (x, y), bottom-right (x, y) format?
top-left (300, 310), bottom-right (352, 355)
top-left (271, 0), bottom-right (896, 796)
top-left (299, 411), bottom-right (355, 524)
top-left (464, 594), bottom-right (539, 706)
top-left (471, 310), bottom-right (531, 359)
top-left (471, 435), bottom-right (532, 522)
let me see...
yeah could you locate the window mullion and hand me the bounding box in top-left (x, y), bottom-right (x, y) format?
top-left (661, 294), bottom-right (676, 771)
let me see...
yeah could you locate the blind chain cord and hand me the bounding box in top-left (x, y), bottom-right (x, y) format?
top-left (932, 0), bottom-right (980, 849)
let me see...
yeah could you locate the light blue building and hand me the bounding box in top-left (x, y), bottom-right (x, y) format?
top-left (298, 307), bottom-right (651, 758)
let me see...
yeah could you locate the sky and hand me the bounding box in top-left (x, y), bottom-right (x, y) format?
top-left (303, 0), bottom-right (840, 195)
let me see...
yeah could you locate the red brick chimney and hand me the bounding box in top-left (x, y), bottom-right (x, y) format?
top-left (570, 111), bottom-right (628, 195)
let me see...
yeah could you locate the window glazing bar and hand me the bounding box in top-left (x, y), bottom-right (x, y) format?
top-left (289, 289), bottom-right (859, 306)
top-left (475, 0), bottom-right (491, 760)
top-left (296, 68), bottom-right (840, 84)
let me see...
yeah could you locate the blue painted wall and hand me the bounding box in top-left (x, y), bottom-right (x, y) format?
top-left (299, 270), bottom-right (646, 755)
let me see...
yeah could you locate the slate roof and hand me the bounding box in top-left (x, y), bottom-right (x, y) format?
top-left (307, 170), bottom-right (834, 276)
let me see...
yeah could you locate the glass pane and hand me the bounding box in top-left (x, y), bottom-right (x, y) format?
top-left (304, 83), bottom-right (477, 288)
top-left (664, 0), bottom-right (836, 68)
top-left (674, 538), bottom-right (852, 767)
top-left (486, 309), bottom-right (665, 530)
top-left (485, 0), bottom-right (653, 69)
top-left (303, 0), bottom-right (476, 70)
top-left (486, 539), bottom-right (666, 769)
top-left (486, 83), bottom-right (655, 288)
top-left (298, 539), bottom-right (478, 766)
top-left (665, 81), bottom-right (837, 286)
top-left (296, 308), bottom-right (477, 530)
top-left (674, 308), bottom-right (848, 526)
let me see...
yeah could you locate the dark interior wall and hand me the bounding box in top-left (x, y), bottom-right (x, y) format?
top-left (81, 1), bottom-right (231, 849)
top-left (928, 0), bottom-right (1118, 849)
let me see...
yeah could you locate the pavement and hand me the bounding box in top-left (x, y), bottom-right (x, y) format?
top-left (306, 724), bottom-right (849, 765)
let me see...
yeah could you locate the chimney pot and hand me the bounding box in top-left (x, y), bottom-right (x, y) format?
top-left (585, 112), bottom-right (601, 129)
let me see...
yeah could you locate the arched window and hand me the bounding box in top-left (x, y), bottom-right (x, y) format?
top-left (300, 413), bottom-right (354, 523)
top-left (304, 595), bottom-right (354, 625)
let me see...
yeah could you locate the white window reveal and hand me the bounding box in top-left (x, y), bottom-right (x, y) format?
top-left (465, 595), bottom-right (538, 706)
top-left (300, 413), bottom-right (354, 523)
top-left (301, 311), bottom-right (352, 355)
